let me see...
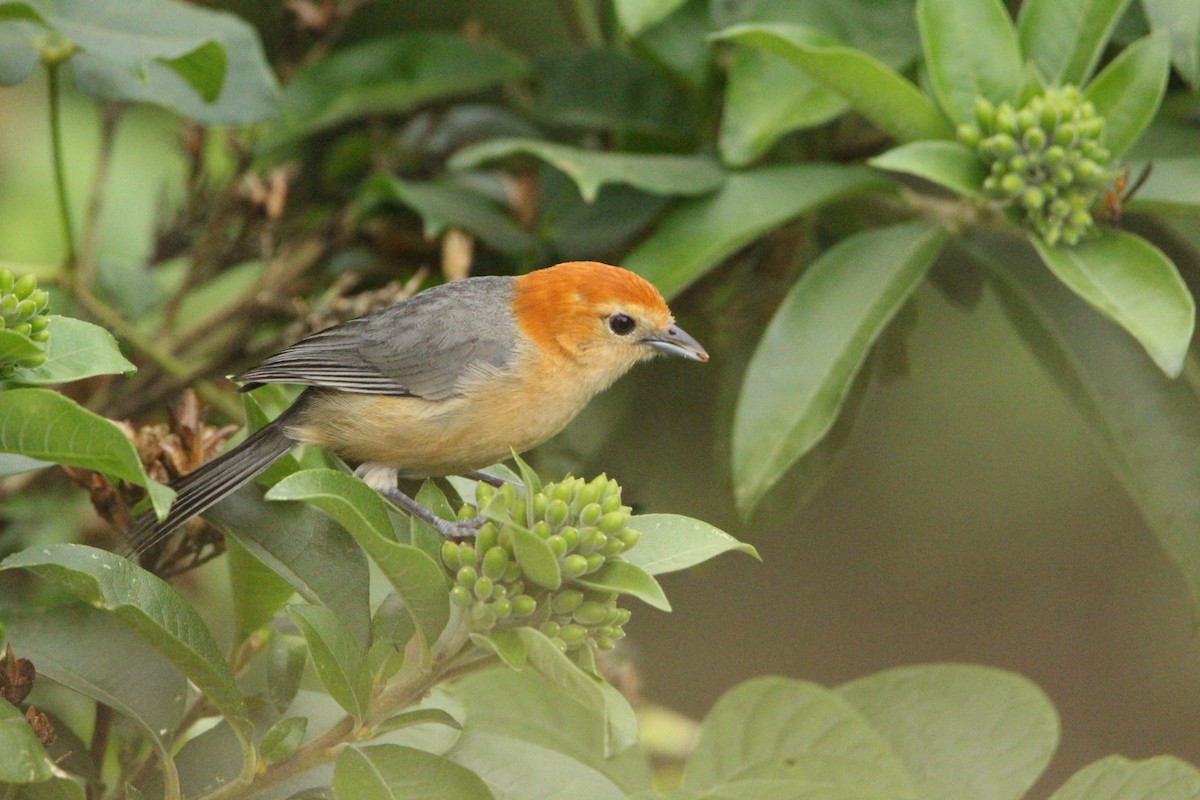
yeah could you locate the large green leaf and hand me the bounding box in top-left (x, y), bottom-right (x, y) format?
top-left (9, 316), bottom-right (134, 384)
top-left (0, 0), bottom-right (276, 122)
top-left (333, 744), bottom-right (493, 800)
top-left (573, 560), bottom-right (670, 611)
top-left (0, 545), bottom-right (255, 784)
top-left (0, 330), bottom-right (43, 364)
top-left (206, 481), bottom-right (371, 649)
top-left (714, 24), bottom-right (952, 144)
top-left (683, 676), bottom-right (915, 796)
top-left (615, 0), bottom-right (690, 35)
top-left (454, 667), bottom-right (654, 794)
top-left (733, 222), bottom-right (947, 514)
top-left (1142, 0), bottom-right (1200, 87)
top-left (448, 730), bottom-right (627, 800)
top-left (621, 514), bottom-right (758, 576)
top-left (624, 164), bottom-right (889, 299)
top-left (449, 138), bottom-right (724, 203)
top-left (869, 141), bottom-right (987, 200)
top-left (270, 33), bottom-right (527, 146)
top-left (266, 469), bottom-right (450, 656)
top-left (976, 232), bottom-right (1200, 616)
top-left (226, 538), bottom-right (294, 645)
top-left (361, 175), bottom-right (538, 256)
top-left (1030, 229), bottom-right (1193, 377)
top-left (1017, 0), bottom-right (1134, 84)
top-left (839, 664), bottom-right (1058, 800)
top-left (1047, 755), bottom-right (1200, 800)
top-left (0, 388), bottom-right (173, 517)
top-left (1125, 157), bottom-right (1200, 213)
top-left (0, 697), bottom-right (57, 784)
top-left (287, 604), bottom-right (371, 721)
top-left (916, 0), bottom-right (1024, 123)
top-left (1084, 34), bottom-right (1171, 159)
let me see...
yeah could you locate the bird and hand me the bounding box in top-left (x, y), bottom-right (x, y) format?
top-left (125, 261), bottom-right (708, 555)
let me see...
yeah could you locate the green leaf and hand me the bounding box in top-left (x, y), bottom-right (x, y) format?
top-left (287, 604), bottom-right (371, 721)
top-left (719, 47), bottom-right (847, 167)
top-left (267, 633), bottom-right (308, 714)
top-left (615, 0), bottom-right (689, 35)
top-left (624, 164), bottom-right (890, 299)
top-left (573, 559), bottom-right (671, 611)
top-left (270, 33), bottom-right (527, 146)
top-left (372, 708), bottom-right (464, 737)
top-left (333, 744), bottom-right (493, 800)
top-left (975, 231), bottom-right (1200, 621)
top-left (916, 0), bottom-right (1024, 123)
top-left (9, 317), bottom-right (135, 384)
top-left (0, 697), bottom-right (57, 783)
top-left (621, 514), bottom-right (758, 575)
top-left (1048, 755), bottom-right (1200, 800)
top-left (454, 667), bottom-right (654, 794)
top-left (1017, 0), bottom-right (1134, 84)
top-left (260, 717), bottom-right (307, 763)
top-left (839, 664), bottom-right (1059, 800)
top-left (0, 329), bottom-right (44, 363)
top-left (267, 468), bottom-right (450, 655)
top-left (0, 453), bottom-right (51, 477)
top-left (448, 730), bottom-right (627, 800)
top-left (683, 676), bottom-right (915, 795)
top-left (1030, 229), bottom-right (1193, 376)
top-left (505, 521), bottom-right (562, 591)
top-left (5, 0), bottom-right (277, 122)
top-left (733, 222), bottom-right (947, 514)
top-left (1084, 34), bottom-right (1171, 159)
top-left (714, 23), bottom-right (952, 143)
top-left (0, 388), bottom-right (173, 518)
top-left (362, 175), bottom-right (537, 256)
top-left (868, 141), bottom-right (987, 200)
top-left (1142, 0), bottom-right (1200, 87)
top-left (1, 604), bottom-right (185, 746)
top-left (1125, 158), bottom-right (1200, 213)
top-left (469, 630), bottom-right (528, 670)
top-left (206, 483), bottom-right (371, 649)
top-left (0, 544), bottom-right (255, 781)
top-left (449, 138), bottom-right (725, 203)
top-left (227, 538), bottom-right (294, 645)
top-left (0, 17), bottom-right (40, 84)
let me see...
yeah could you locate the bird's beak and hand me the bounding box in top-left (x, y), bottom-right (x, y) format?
top-left (643, 324), bottom-right (709, 362)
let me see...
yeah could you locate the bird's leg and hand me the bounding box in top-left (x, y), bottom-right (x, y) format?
top-left (466, 470), bottom-right (509, 488)
top-left (356, 462), bottom-right (483, 539)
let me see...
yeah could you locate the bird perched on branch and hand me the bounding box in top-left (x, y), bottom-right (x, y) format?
top-left (126, 261), bottom-right (708, 554)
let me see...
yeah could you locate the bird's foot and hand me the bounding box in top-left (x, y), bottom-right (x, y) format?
top-left (435, 515), bottom-right (487, 541)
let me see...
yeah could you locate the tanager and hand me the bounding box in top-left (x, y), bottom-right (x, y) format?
top-left (127, 261), bottom-right (707, 551)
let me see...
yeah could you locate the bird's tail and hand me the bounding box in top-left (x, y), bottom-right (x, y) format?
top-left (124, 409), bottom-right (299, 558)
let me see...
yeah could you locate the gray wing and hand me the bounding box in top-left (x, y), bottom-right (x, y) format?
top-left (235, 276), bottom-right (520, 400)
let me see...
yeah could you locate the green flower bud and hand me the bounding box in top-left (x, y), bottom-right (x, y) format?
top-left (999, 173), bottom-right (1024, 197)
top-left (1022, 127), bottom-right (1046, 151)
top-left (618, 528), bottom-right (640, 550)
top-left (995, 103), bottom-right (1017, 134)
top-left (442, 540), bottom-right (461, 569)
top-left (30, 315), bottom-right (49, 333)
top-left (549, 637), bottom-right (567, 652)
top-left (475, 482), bottom-right (495, 507)
top-left (512, 595), bottom-right (537, 617)
top-left (1074, 160), bottom-right (1100, 182)
top-left (559, 526), bottom-right (579, 551)
top-left (1007, 154), bottom-right (1029, 173)
top-left (482, 546), bottom-right (509, 580)
top-left (601, 537), bottom-right (624, 557)
top-left (552, 589), bottom-right (584, 615)
top-left (615, 608), bottom-right (632, 625)
top-left (573, 601), bottom-right (609, 625)
top-left (601, 493), bottom-right (622, 514)
top-left (561, 554), bottom-right (588, 578)
top-left (1069, 209), bottom-right (1092, 229)
top-left (0, 270), bottom-right (12, 294)
top-left (532, 492), bottom-right (548, 519)
top-left (475, 523), bottom-right (498, 556)
top-left (560, 624), bottom-right (587, 647)
top-left (982, 175), bottom-right (998, 194)
top-left (1021, 187), bottom-right (1045, 211)
top-left (974, 96), bottom-right (996, 128)
top-left (579, 503), bottom-right (603, 527)
top-left (450, 585), bottom-right (471, 607)
top-left (497, 482), bottom-right (516, 508)
top-left (470, 603), bottom-right (498, 630)
top-left (988, 133), bottom-right (1016, 158)
top-left (1052, 167), bottom-right (1073, 187)
top-left (493, 599), bottom-right (512, 619)
top-left (584, 553), bottom-right (606, 574)
top-left (1, 296), bottom-right (18, 317)
top-left (593, 636), bottom-right (615, 651)
top-left (576, 482), bottom-right (601, 510)
top-left (531, 520), bottom-right (551, 540)
top-left (456, 565), bottom-right (477, 588)
top-left (503, 561), bottom-right (521, 583)
top-left (546, 534), bottom-right (567, 558)
top-left (608, 626), bottom-right (626, 640)
top-left (13, 274), bottom-right (36, 299)
top-left (1016, 109), bottom-right (1037, 131)
top-left (546, 499), bottom-right (569, 528)
top-left (551, 481), bottom-right (574, 503)
top-left (1043, 145), bottom-right (1065, 167)
top-left (30, 330), bottom-right (49, 343)
top-left (1054, 123), bottom-right (1077, 146)
top-left (1080, 117), bottom-right (1104, 139)
top-left (13, 323), bottom-right (31, 337)
top-left (29, 290), bottom-right (48, 312)
top-left (540, 620), bottom-right (560, 638)
top-left (473, 576), bottom-right (494, 601)
top-left (458, 541), bottom-right (478, 566)
top-left (598, 510), bottom-right (628, 535)
top-left (492, 584), bottom-right (507, 601)
top-left (508, 580), bottom-right (525, 596)
top-left (956, 122), bottom-right (982, 146)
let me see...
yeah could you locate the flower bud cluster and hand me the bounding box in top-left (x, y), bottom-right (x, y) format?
top-left (957, 86), bottom-right (1114, 246)
top-left (442, 474), bottom-right (639, 656)
top-left (0, 270), bottom-right (50, 375)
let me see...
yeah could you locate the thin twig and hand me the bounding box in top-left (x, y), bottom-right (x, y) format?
top-left (77, 104), bottom-right (124, 292)
top-left (46, 62), bottom-right (77, 278)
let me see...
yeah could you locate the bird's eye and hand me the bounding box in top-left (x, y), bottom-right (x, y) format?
top-left (608, 313), bottom-right (636, 336)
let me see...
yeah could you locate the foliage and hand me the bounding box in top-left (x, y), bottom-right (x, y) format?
top-left (0, 0), bottom-right (1199, 796)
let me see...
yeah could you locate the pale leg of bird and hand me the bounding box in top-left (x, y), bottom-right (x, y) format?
top-left (355, 462), bottom-right (484, 538)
